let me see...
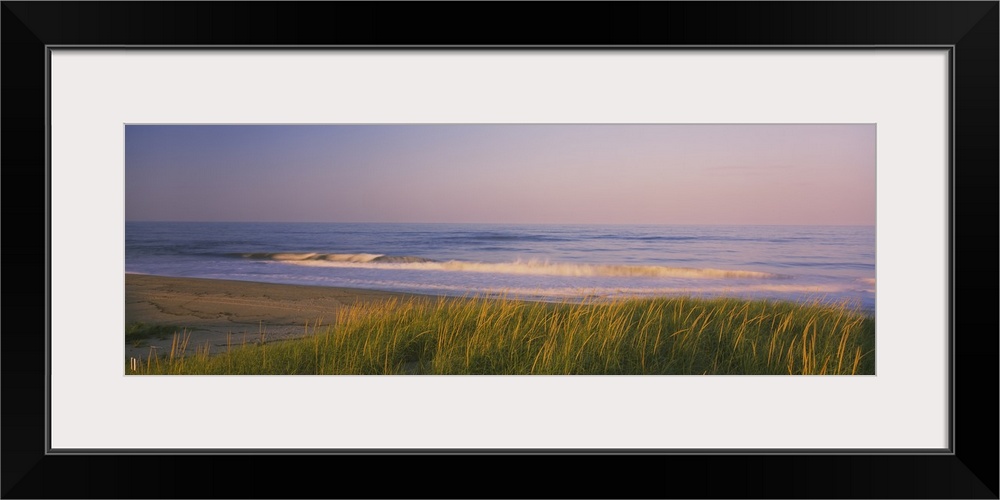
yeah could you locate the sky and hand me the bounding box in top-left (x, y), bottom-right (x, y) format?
top-left (124, 124), bottom-right (876, 225)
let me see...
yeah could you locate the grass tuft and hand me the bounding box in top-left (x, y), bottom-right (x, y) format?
top-left (127, 296), bottom-right (875, 375)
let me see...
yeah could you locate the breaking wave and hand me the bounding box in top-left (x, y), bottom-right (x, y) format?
top-left (236, 252), bottom-right (437, 264)
top-left (239, 252), bottom-right (785, 280)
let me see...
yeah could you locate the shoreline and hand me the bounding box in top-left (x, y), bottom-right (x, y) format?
top-left (125, 273), bottom-right (876, 375)
top-left (125, 273), bottom-right (874, 361)
top-left (124, 273), bottom-right (444, 359)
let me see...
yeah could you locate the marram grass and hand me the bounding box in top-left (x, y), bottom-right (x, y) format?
top-left (127, 295), bottom-right (874, 375)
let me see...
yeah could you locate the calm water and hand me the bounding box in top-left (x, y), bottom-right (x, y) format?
top-left (125, 222), bottom-right (876, 311)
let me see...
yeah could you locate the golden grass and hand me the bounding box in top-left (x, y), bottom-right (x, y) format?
top-left (127, 295), bottom-right (875, 375)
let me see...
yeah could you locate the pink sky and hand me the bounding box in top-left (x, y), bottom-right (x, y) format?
top-left (126, 124), bottom-right (875, 225)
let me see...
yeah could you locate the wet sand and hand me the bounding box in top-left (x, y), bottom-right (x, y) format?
top-left (124, 274), bottom-right (432, 359)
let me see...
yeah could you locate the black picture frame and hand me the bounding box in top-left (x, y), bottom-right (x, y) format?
top-left (3, 2), bottom-right (997, 498)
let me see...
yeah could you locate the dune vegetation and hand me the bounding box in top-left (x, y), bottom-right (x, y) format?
top-left (126, 295), bottom-right (874, 375)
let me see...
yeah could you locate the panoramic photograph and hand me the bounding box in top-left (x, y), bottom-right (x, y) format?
top-left (124, 124), bottom-right (875, 375)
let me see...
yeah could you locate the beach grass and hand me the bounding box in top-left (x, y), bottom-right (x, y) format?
top-left (126, 295), bottom-right (875, 375)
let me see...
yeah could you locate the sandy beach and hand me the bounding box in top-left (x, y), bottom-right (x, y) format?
top-left (124, 273), bottom-right (876, 375)
top-left (124, 273), bottom-right (428, 359)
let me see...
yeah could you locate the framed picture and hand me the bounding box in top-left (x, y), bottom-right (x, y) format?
top-left (4, 2), bottom-right (996, 498)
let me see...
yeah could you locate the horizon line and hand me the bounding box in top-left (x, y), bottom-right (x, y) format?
top-left (124, 220), bottom-right (877, 227)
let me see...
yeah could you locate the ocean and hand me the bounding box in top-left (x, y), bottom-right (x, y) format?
top-left (124, 222), bottom-right (876, 312)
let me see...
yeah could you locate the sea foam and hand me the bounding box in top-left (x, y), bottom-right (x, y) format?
top-left (243, 252), bottom-right (784, 280)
